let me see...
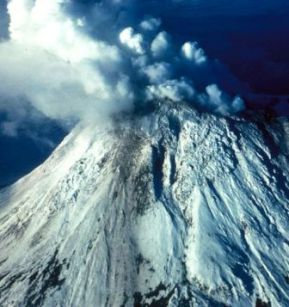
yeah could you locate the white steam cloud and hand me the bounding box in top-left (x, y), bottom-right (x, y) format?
top-left (1, 0), bottom-right (134, 123)
top-left (119, 27), bottom-right (145, 55)
top-left (0, 0), bottom-right (245, 134)
top-left (182, 42), bottom-right (207, 64)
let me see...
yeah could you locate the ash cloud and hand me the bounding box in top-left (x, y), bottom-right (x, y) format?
top-left (0, 0), bottom-right (245, 135)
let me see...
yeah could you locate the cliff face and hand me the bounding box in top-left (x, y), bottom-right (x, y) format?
top-left (0, 103), bottom-right (289, 306)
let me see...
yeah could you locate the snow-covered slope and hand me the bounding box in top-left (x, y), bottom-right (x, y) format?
top-left (0, 102), bottom-right (289, 306)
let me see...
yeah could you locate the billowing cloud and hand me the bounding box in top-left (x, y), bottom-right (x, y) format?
top-left (181, 42), bottom-right (207, 64)
top-left (0, 0), bottom-right (245, 135)
top-left (199, 84), bottom-right (245, 114)
top-left (151, 31), bottom-right (171, 59)
top-left (140, 17), bottom-right (161, 32)
top-left (119, 27), bottom-right (145, 55)
top-left (141, 62), bottom-right (172, 84)
top-left (146, 78), bottom-right (195, 102)
top-left (0, 0), bottom-right (135, 127)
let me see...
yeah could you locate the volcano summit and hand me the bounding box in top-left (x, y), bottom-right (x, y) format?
top-left (0, 102), bottom-right (289, 306)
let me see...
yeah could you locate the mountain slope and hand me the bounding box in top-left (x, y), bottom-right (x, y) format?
top-left (0, 103), bottom-right (289, 306)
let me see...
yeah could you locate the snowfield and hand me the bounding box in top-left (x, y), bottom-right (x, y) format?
top-left (0, 102), bottom-right (289, 306)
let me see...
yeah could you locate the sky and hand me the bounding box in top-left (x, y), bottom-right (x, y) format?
top-left (0, 0), bottom-right (289, 186)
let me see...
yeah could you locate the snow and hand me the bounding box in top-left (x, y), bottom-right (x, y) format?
top-left (0, 102), bottom-right (289, 306)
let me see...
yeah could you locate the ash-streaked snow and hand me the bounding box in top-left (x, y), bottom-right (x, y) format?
top-left (0, 0), bottom-right (289, 306)
top-left (0, 102), bottom-right (289, 306)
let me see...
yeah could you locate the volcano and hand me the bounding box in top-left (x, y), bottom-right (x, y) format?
top-left (0, 102), bottom-right (289, 306)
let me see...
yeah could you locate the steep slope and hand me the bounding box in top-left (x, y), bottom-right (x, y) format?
top-left (0, 102), bottom-right (289, 306)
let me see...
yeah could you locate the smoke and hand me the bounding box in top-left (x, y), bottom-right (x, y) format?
top-left (0, 0), bottom-right (245, 135)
